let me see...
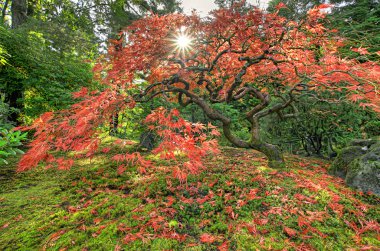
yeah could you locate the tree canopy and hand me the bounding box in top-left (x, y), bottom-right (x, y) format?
top-left (17, 4), bottom-right (379, 180)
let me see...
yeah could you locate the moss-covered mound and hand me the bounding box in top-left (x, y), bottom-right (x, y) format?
top-left (346, 144), bottom-right (380, 195)
top-left (329, 138), bottom-right (380, 195)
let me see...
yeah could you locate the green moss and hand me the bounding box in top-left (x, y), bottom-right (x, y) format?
top-left (329, 146), bottom-right (366, 176)
top-left (183, 246), bottom-right (204, 251)
top-left (234, 233), bottom-right (288, 250)
top-left (1, 147), bottom-right (379, 250)
top-left (150, 238), bottom-right (180, 250)
top-left (208, 222), bottom-right (228, 234)
top-left (123, 240), bottom-right (145, 250)
top-left (345, 158), bottom-right (361, 184)
top-left (315, 189), bottom-right (332, 205)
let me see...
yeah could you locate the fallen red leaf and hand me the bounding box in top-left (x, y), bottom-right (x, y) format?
top-left (93, 218), bottom-right (102, 225)
top-left (284, 226), bottom-right (297, 237)
top-left (218, 241), bottom-right (229, 251)
top-left (200, 233), bottom-right (217, 244)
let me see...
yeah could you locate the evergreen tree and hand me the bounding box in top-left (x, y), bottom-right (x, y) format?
top-left (330, 0), bottom-right (380, 61)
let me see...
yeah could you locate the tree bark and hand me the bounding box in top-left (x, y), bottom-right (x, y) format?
top-left (1, 0), bottom-right (10, 23)
top-left (249, 116), bottom-right (285, 168)
top-left (11, 0), bottom-right (27, 28)
top-left (109, 113), bottom-right (119, 135)
top-left (6, 88), bottom-right (23, 125)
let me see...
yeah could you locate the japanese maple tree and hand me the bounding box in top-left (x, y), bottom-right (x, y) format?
top-left (18, 3), bottom-right (379, 174)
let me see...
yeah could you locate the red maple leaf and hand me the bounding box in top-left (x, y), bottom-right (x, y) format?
top-left (283, 226), bottom-right (298, 237)
top-left (218, 241), bottom-right (229, 251)
top-left (200, 233), bottom-right (217, 244)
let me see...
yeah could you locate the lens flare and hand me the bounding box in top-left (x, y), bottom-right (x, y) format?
top-left (171, 28), bottom-right (194, 56)
top-left (176, 34), bottom-right (192, 49)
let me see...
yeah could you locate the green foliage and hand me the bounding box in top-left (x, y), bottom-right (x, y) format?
top-left (266, 0), bottom-right (324, 20)
top-left (1, 0), bottom-right (183, 124)
top-left (0, 44), bottom-right (9, 65)
top-left (0, 93), bottom-right (16, 129)
top-left (363, 121), bottom-right (380, 137)
top-left (25, 0), bottom-right (182, 47)
top-left (329, 0), bottom-right (380, 61)
top-left (0, 25), bottom-right (95, 123)
top-left (0, 129), bottom-right (27, 164)
top-left (262, 94), bottom-right (378, 156)
top-left (105, 0), bottom-right (182, 33)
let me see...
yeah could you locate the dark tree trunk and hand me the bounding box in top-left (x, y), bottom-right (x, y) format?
top-left (6, 89), bottom-right (23, 124)
top-left (109, 113), bottom-right (119, 135)
top-left (191, 107), bottom-right (195, 123)
top-left (249, 118), bottom-right (285, 168)
top-left (1, 0), bottom-right (10, 23)
top-left (108, 30), bottom-right (123, 135)
top-left (11, 0), bottom-right (27, 28)
top-left (5, 0), bottom-right (28, 124)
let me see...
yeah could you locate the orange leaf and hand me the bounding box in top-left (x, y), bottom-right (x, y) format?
top-left (218, 241), bottom-right (229, 251)
top-left (284, 226), bottom-right (297, 237)
top-left (200, 233), bottom-right (217, 244)
top-left (93, 218), bottom-right (102, 225)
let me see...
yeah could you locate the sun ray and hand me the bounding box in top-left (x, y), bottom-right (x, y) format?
top-left (170, 28), bottom-right (194, 57)
top-left (176, 34), bottom-right (192, 49)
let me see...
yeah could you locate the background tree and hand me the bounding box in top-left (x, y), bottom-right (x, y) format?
top-left (215, 0), bottom-right (255, 10)
top-left (330, 0), bottom-right (380, 61)
top-left (267, 0), bottom-right (379, 61)
top-left (262, 93), bottom-right (379, 157)
top-left (10, 0), bottom-right (26, 28)
top-left (0, 25), bottom-right (95, 124)
top-left (267, 0), bottom-right (325, 20)
top-left (0, 0), bottom-right (182, 124)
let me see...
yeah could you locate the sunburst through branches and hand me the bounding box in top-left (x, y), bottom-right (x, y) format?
top-left (171, 27), bottom-right (193, 56)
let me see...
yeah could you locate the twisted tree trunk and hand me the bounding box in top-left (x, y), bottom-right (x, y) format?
top-left (162, 86), bottom-right (286, 169)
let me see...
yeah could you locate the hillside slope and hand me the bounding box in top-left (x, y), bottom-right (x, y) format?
top-left (0, 147), bottom-right (379, 250)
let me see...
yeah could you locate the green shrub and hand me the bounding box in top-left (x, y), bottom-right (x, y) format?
top-left (0, 93), bottom-right (17, 129)
top-left (0, 129), bottom-right (27, 164)
top-left (363, 120), bottom-right (380, 137)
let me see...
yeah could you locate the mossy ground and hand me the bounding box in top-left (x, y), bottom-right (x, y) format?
top-left (0, 143), bottom-right (379, 250)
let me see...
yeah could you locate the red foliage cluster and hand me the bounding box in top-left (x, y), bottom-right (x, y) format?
top-left (17, 89), bottom-right (129, 171)
top-left (144, 108), bottom-right (220, 182)
top-left (104, 4), bottom-right (379, 111)
top-left (18, 96), bottom-right (218, 180)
